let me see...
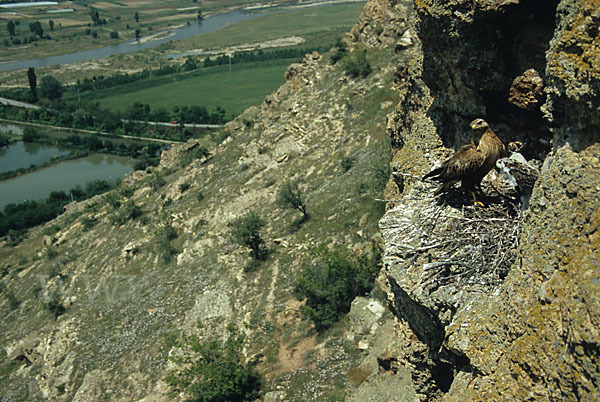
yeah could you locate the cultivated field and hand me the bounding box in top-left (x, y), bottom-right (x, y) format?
top-left (96, 61), bottom-right (292, 115)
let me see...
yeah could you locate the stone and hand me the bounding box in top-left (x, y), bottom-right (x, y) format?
top-left (508, 68), bottom-right (544, 110)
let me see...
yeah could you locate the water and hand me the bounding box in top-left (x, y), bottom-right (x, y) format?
top-left (0, 154), bottom-right (134, 209)
top-left (0, 141), bottom-right (71, 174)
top-left (0, 9), bottom-right (269, 72)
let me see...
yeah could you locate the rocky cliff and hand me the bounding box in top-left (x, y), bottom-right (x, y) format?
top-left (365, 0), bottom-right (599, 400)
top-left (0, 0), bottom-right (598, 400)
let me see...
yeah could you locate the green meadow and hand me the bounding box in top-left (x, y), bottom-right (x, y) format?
top-left (96, 61), bottom-right (291, 115)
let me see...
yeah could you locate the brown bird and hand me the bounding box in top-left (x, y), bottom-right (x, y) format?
top-left (423, 118), bottom-right (506, 202)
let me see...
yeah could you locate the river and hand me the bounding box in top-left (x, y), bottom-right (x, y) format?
top-left (0, 153), bottom-right (135, 209)
top-left (0, 9), bottom-right (270, 72)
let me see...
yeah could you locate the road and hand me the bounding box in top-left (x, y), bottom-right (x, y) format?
top-left (0, 97), bottom-right (41, 110)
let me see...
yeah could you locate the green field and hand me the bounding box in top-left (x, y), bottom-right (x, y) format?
top-left (169, 2), bottom-right (367, 51)
top-left (97, 61), bottom-right (291, 115)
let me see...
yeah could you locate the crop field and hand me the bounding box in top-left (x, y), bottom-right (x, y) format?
top-left (96, 60), bottom-right (291, 115)
top-left (169, 1), bottom-right (367, 51)
top-left (0, 0), bottom-right (260, 61)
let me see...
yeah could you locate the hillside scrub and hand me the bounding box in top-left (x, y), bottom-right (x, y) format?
top-left (230, 211), bottom-right (267, 261)
top-left (167, 329), bottom-right (261, 402)
top-left (296, 245), bottom-right (381, 331)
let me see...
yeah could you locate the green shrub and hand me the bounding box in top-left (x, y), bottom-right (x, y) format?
top-left (230, 212), bottom-right (267, 261)
top-left (179, 182), bottom-right (190, 193)
top-left (6, 229), bottom-right (27, 246)
top-left (243, 259), bottom-right (262, 273)
top-left (342, 49), bottom-right (372, 78)
top-left (5, 290), bottom-right (20, 310)
top-left (155, 224), bottom-right (179, 263)
top-left (296, 245), bottom-right (381, 331)
top-left (330, 37), bottom-right (347, 65)
top-left (111, 200), bottom-right (142, 226)
top-left (340, 156), bottom-right (355, 173)
top-left (150, 173), bottom-right (166, 190)
top-left (167, 328), bottom-right (261, 402)
top-left (81, 216), bottom-right (97, 231)
top-left (43, 292), bottom-right (65, 319)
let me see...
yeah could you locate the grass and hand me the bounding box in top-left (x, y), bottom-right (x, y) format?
top-left (96, 61), bottom-right (291, 115)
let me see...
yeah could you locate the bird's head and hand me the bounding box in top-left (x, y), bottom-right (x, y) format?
top-left (469, 118), bottom-right (490, 139)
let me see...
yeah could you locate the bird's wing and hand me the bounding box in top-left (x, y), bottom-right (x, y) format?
top-left (505, 158), bottom-right (539, 189)
top-left (439, 144), bottom-right (486, 181)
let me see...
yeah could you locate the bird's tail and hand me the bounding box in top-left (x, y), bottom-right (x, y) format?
top-left (423, 166), bottom-right (444, 181)
top-left (433, 182), bottom-right (453, 195)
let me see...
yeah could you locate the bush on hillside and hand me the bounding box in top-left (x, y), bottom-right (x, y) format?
top-left (230, 211), bottom-right (267, 261)
top-left (166, 328), bottom-right (261, 402)
top-left (342, 49), bottom-right (372, 78)
top-left (296, 244), bottom-right (381, 331)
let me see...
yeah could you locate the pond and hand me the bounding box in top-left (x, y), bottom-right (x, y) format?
top-left (0, 141), bottom-right (71, 174)
top-left (0, 154), bottom-right (135, 209)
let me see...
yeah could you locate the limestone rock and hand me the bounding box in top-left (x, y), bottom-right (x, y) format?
top-left (508, 68), bottom-right (544, 110)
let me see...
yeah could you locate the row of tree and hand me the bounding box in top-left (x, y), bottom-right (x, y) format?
top-left (0, 179), bottom-right (117, 237)
top-left (71, 46), bottom-right (327, 93)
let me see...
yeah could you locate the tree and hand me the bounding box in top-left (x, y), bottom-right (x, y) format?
top-left (134, 11), bottom-right (139, 23)
top-left (277, 181), bottom-right (309, 221)
top-left (0, 134), bottom-right (9, 148)
top-left (110, 31), bottom-right (119, 39)
top-left (29, 21), bottom-right (44, 38)
top-left (197, 10), bottom-right (203, 21)
top-left (27, 67), bottom-right (37, 101)
top-left (230, 212), bottom-right (267, 260)
top-left (48, 20), bottom-right (54, 31)
top-left (7, 21), bottom-right (15, 37)
top-left (135, 28), bottom-right (141, 40)
top-left (39, 75), bottom-right (64, 101)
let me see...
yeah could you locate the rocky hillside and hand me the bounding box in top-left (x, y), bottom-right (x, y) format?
top-left (1, 0), bottom-right (598, 400)
top-left (0, 2), bottom-right (404, 400)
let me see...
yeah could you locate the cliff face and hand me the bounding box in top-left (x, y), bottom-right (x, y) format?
top-left (372, 0), bottom-right (600, 400)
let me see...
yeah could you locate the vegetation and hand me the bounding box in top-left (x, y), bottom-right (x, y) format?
top-left (230, 212), bottom-right (267, 261)
top-left (39, 75), bottom-right (64, 101)
top-left (330, 38), bottom-right (348, 65)
top-left (110, 200), bottom-right (143, 226)
top-left (296, 245), bottom-right (381, 331)
top-left (155, 224), bottom-right (179, 263)
top-left (342, 49), bottom-right (372, 78)
top-left (277, 181), bottom-right (309, 222)
top-left (0, 133), bottom-right (9, 148)
top-left (167, 328), bottom-right (261, 402)
top-left (43, 292), bottom-right (66, 319)
top-left (0, 179), bottom-right (119, 238)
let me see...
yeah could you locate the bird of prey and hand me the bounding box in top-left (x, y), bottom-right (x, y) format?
top-left (496, 142), bottom-right (540, 210)
top-left (423, 118), bottom-right (506, 203)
